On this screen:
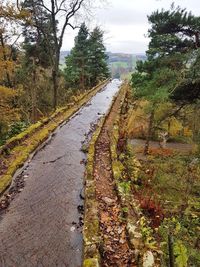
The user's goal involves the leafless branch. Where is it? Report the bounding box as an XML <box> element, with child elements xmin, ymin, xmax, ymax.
<box><xmin>59</xmin><ymin>0</ymin><xmax>85</xmax><ymax>49</ymax></box>
<box><xmin>37</xmin><ymin>1</ymin><xmax>52</xmax><ymax>14</ymax></box>
<box><xmin>67</xmin><ymin>22</ymin><xmax>80</xmax><ymax>30</ymax></box>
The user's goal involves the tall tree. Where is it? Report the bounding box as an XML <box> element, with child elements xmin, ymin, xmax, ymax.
<box><xmin>132</xmin><ymin>64</ymin><xmax>177</xmax><ymax>154</ymax></box>
<box><xmin>64</xmin><ymin>24</ymin><xmax>110</xmax><ymax>89</ymax></box>
<box><xmin>131</xmin><ymin>4</ymin><xmax>200</xmax><ymax>153</ymax></box>
<box><xmin>0</xmin><ymin>0</ymin><xmax>29</xmax><ymax>87</ymax></box>
<box><xmin>64</xmin><ymin>23</ymin><xmax>89</xmax><ymax>89</ymax></box>
<box><xmin>22</xmin><ymin>0</ymin><xmax>54</xmax><ymax>68</ymax></box>
<box><xmin>0</xmin><ymin>1</ymin><xmax>29</xmax><ymax>139</ymax></box>
<box><xmin>146</xmin><ymin>4</ymin><xmax>200</xmax><ymax>103</ymax></box>
<box><xmin>148</xmin><ymin>4</ymin><xmax>200</xmax><ymax>57</ymax></box>
<box><xmin>88</xmin><ymin>27</ymin><xmax>110</xmax><ymax>86</ymax></box>
<box><xmin>20</xmin><ymin>0</ymin><xmax>96</xmax><ymax>109</ymax></box>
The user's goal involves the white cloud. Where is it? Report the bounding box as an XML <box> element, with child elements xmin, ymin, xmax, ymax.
<box><xmin>61</xmin><ymin>0</ymin><xmax>200</xmax><ymax>54</ymax></box>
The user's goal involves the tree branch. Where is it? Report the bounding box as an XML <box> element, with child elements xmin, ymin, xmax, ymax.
<box><xmin>37</xmin><ymin>0</ymin><xmax>52</xmax><ymax>14</ymax></box>
<box><xmin>59</xmin><ymin>0</ymin><xmax>85</xmax><ymax>49</ymax></box>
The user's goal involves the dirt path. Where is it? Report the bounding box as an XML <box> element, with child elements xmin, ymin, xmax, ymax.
<box><xmin>129</xmin><ymin>138</ymin><xmax>194</xmax><ymax>159</ymax></box>
<box><xmin>94</xmin><ymin>89</ymin><xmax>135</xmax><ymax>266</ymax></box>
<box><xmin>0</xmin><ymin>81</ymin><xmax>121</xmax><ymax>267</ymax></box>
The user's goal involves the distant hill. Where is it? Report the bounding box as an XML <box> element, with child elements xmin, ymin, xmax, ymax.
<box><xmin>107</xmin><ymin>52</ymin><xmax>146</xmax><ymax>79</ymax></box>
<box><xmin>60</xmin><ymin>50</ymin><xmax>147</xmax><ymax>79</ymax></box>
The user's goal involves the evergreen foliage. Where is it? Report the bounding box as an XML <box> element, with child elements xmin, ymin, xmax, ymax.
<box><xmin>87</xmin><ymin>27</ymin><xmax>110</xmax><ymax>87</ymax></box>
<box><xmin>64</xmin><ymin>24</ymin><xmax>110</xmax><ymax>89</ymax></box>
<box><xmin>64</xmin><ymin>23</ymin><xmax>90</xmax><ymax>89</ymax></box>
<box><xmin>138</xmin><ymin>4</ymin><xmax>200</xmax><ymax>103</ymax></box>
<box><xmin>131</xmin><ymin>4</ymin><xmax>200</xmax><ymax>154</ymax></box>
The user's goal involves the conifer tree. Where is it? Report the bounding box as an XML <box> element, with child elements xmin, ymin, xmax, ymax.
<box><xmin>88</xmin><ymin>27</ymin><xmax>110</xmax><ymax>86</ymax></box>
<box><xmin>146</xmin><ymin>4</ymin><xmax>200</xmax><ymax>103</ymax></box>
<box><xmin>64</xmin><ymin>24</ymin><xmax>110</xmax><ymax>89</ymax></box>
<box><xmin>64</xmin><ymin>23</ymin><xmax>89</xmax><ymax>89</ymax></box>
<box><xmin>131</xmin><ymin>4</ymin><xmax>200</xmax><ymax>153</ymax></box>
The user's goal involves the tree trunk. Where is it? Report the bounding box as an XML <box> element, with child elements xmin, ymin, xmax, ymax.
<box><xmin>0</xmin><ymin>33</ymin><xmax>12</xmax><ymax>87</ymax></box>
<box><xmin>50</xmin><ymin>0</ymin><xmax>60</xmax><ymax>110</ymax></box>
<box><xmin>144</xmin><ymin>109</ymin><xmax>154</xmax><ymax>155</ymax></box>
<box><xmin>195</xmin><ymin>32</ymin><xmax>200</xmax><ymax>48</ymax></box>
<box><xmin>52</xmin><ymin>51</ymin><xmax>60</xmax><ymax>110</ymax></box>
<box><xmin>168</xmin><ymin>234</ymin><xmax>175</xmax><ymax>267</ymax></box>
<box><xmin>31</xmin><ymin>66</ymin><xmax>37</xmax><ymax>122</ymax></box>
<box><xmin>52</xmin><ymin>67</ymin><xmax>58</xmax><ymax>110</ymax></box>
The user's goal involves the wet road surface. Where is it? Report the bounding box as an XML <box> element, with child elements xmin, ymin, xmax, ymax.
<box><xmin>0</xmin><ymin>81</ymin><xmax>121</xmax><ymax>267</ymax></box>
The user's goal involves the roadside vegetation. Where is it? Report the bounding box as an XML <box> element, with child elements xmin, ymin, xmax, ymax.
<box><xmin>127</xmin><ymin>4</ymin><xmax>200</xmax><ymax>266</ymax></box>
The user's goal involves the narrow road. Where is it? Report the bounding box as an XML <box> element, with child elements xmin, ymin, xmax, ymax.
<box><xmin>0</xmin><ymin>80</ymin><xmax>121</xmax><ymax>267</ymax></box>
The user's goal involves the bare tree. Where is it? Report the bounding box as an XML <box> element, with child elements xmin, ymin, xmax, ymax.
<box><xmin>21</xmin><ymin>0</ymin><xmax>98</xmax><ymax>109</ymax></box>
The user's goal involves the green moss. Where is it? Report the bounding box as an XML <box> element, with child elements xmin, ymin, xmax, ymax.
<box><xmin>112</xmin><ymin>160</ymin><xmax>124</xmax><ymax>180</ymax></box>
<box><xmin>0</xmin><ymin>174</ymin><xmax>12</xmax><ymax>193</ymax></box>
<box><xmin>85</xmin><ymin>182</ymin><xmax>96</xmax><ymax>199</ymax></box>
<box><xmin>83</xmin><ymin>258</ymin><xmax>100</xmax><ymax>267</ymax></box>
<box><xmin>118</xmin><ymin>181</ymin><xmax>131</xmax><ymax>199</ymax></box>
<box><xmin>83</xmin><ymin>217</ymin><xmax>99</xmax><ymax>244</ymax></box>
<box><xmin>0</xmin><ymin>121</ymin><xmax>42</xmax><ymax>154</ymax></box>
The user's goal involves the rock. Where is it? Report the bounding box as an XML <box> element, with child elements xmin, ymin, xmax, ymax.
<box><xmin>70</xmin><ymin>226</ymin><xmax>76</xmax><ymax>232</ymax></box>
<box><xmin>106</xmin><ymin>226</ymin><xmax>112</xmax><ymax>233</ymax></box>
<box><xmin>127</xmin><ymin>222</ymin><xmax>142</xmax><ymax>240</ymax></box>
<box><xmin>117</xmin><ymin>227</ymin><xmax>123</xmax><ymax>234</ymax></box>
<box><xmin>102</xmin><ymin>197</ymin><xmax>115</xmax><ymax>205</ymax></box>
<box><xmin>143</xmin><ymin>251</ymin><xmax>154</xmax><ymax>267</ymax></box>
<box><xmin>119</xmin><ymin>238</ymin><xmax>126</xmax><ymax>244</ymax></box>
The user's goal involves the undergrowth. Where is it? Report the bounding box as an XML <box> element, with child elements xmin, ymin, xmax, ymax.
<box><xmin>125</xmin><ymin>144</ymin><xmax>200</xmax><ymax>266</ymax></box>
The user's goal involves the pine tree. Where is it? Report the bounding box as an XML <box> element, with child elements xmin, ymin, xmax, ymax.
<box><xmin>64</xmin><ymin>24</ymin><xmax>110</xmax><ymax>89</ymax></box>
<box><xmin>148</xmin><ymin>4</ymin><xmax>200</xmax><ymax>57</ymax></box>
<box><xmin>64</xmin><ymin>23</ymin><xmax>89</xmax><ymax>89</ymax></box>
<box><xmin>146</xmin><ymin>4</ymin><xmax>200</xmax><ymax>103</ymax></box>
<box><xmin>88</xmin><ymin>27</ymin><xmax>110</xmax><ymax>86</ymax></box>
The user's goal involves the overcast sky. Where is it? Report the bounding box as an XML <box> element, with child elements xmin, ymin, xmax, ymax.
<box><xmin>61</xmin><ymin>0</ymin><xmax>200</xmax><ymax>54</ymax></box>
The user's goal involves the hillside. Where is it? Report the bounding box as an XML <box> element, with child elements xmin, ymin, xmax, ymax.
<box><xmin>60</xmin><ymin>50</ymin><xmax>147</xmax><ymax>79</ymax></box>
<box><xmin>107</xmin><ymin>52</ymin><xmax>146</xmax><ymax>79</ymax></box>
